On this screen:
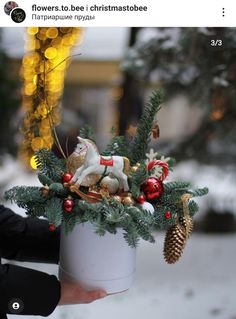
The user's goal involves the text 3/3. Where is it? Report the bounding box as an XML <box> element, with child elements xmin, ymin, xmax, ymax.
<box><xmin>211</xmin><ymin>39</ymin><xmax>223</xmax><ymax>46</ymax></box>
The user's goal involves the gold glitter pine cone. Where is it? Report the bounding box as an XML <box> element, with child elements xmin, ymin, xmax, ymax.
<box><xmin>163</xmin><ymin>223</ymin><xmax>187</xmax><ymax>264</ymax></box>
<box><xmin>163</xmin><ymin>216</ymin><xmax>194</xmax><ymax>264</ymax></box>
<box><xmin>179</xmin><ymin>215</ymin><xmax>194</xmax><ymax>238</ymax></box>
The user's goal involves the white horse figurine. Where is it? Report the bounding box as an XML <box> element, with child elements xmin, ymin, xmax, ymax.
<box><xmin>70</xmin><ymin>137</ymin><xmax>130</xmax><ymax>191</ymax></box>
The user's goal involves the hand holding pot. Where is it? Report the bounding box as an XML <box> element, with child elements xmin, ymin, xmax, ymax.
<box><xmin>59</xmin><ymin>281</ymin><xmax>107</xmax><ymax>305</ymax></box>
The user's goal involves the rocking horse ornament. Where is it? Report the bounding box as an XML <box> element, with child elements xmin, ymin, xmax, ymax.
<box><xmin>67</xmin><ymin>137</ymin><xmax>130</xmax><ymax>192</ymax></box>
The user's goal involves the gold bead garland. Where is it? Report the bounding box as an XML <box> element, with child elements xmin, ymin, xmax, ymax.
<box><xmin>19</xmin><ymin>27</ymin><xmax>83</xmax><ymax>168</ymax></box>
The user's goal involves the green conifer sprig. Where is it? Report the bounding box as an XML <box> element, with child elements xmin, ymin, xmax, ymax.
<box><xmin>5</xmin><ymin>186</ymin><xmax>45</xmax><ymax>206</ymax></box>
<box><xmin>102</xmin><ymin>136</ymin><xmax>129</xmax><ymax>157</ymax></box>
<box><xmin>131</xmin><ymin>162</ymin><xmax>149</xmax><ymax>198</ymax></box>
<box><xmin>80</xmin><ymin>125</ymin><xmax>95</xmax><ymax>142</ymax></box>
<box><xmin>62</xmin><ymin>211</ymin><xmax>83</xmax><ymax>234</ymax></box>
<box><xmin>123</xmin><ymin>225</ymin><xmax>140</xmax><ymax>247</ymax></box>
<box><xmin>49</xmin><ymin>183</ymin><xmax>69</xmax><ymax>197</ymax></box>
<box><xmin>5</xmin><ymin>186</ymin><xmax>46</xmax><ymax>216</ymax></box>
<box><xmin>35</xmin><ymin>148</ymin><xmax>66</xmax><ymax>182</ymax></box>
<box><xmin>154</xmin><ymin>208</ymin><xmax>178</xmax><ymax>230</ymax></box>
<box><xmin>129</xmin><ymin>90</ymin><xmax>164</xmax><ymax>165</ymax></box>
<box><xmin>125</xmin><ymin>206</ymin><xmax>155</xmax><ymax>244</ymax></box>
<box><xmin>188</xmin><ymin>187</ymin><xmax>209</xmax><ymax>197</ymax></box>
<box><xmin>45</xmin><ymin>197</ymin><xmax>63</xmax><ymax>227</ymax></box>
<box><xmin>161</xmin><ymin>191</ymin><xmax>186</xmax><ymax>206</ymax></box>
<box><xmin>38</xmin><ymin>173</ymin><xmax>54</xmax><ymax>186</ymax></box>
<box><xmin>163</xmin><ymin>181</ymin><xmax>191</xmax><ymax>192</ymax></box>
<box><xmin>188</xmin><ymin>200</ymin><xmax>199</xmax><ymax>215</ymax></box>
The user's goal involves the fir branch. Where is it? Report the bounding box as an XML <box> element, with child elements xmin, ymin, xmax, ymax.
<box><xmin>188</xmin><ymin>187</ymin><xmax>209</xmax><ymax>197</ymax></box>
<box><xmin>129</xmin><ymin>90</ymin><xmax>164</xmax><ymax>165</ymax></box>
<box><xmin>131</xmin><ymin>162</ymin><xmax>148</xmax><ymax>198</ymax></box>
<box><xmin>45</xmin><ymin>197</ymin><xmax>63</xmax><ymax>227</ymax></box>
<box><xmin>35</xmin><ymin>148</ymin><xmax>66</xmax><ymax>182</ymax></box>
<box><xmin>123</xmin><ymin>225</ymin><xmax>140</xmax><ymax>248</ymax></box>
<box><xmin>25</xmin><ymin>204</ymin><xmax>46</xmax><ymax>217</ymax></box>
<box><xmin>49</xmin><ymin>183</ymin><xmax>69</xmax><ymax>197</ymax></box>
<box><xmin>126</xmin><ymin>206</ymin><xmax>155</xmax><ymax>243</ymax></box>
<box><xmin>164</xmin><ymin>181</ymin><xmax>191</xmax><ymax>192</ymax></box>
<box><xmin>38</xmin><ymin>173</ymin><xmax>54</xmax><ymax>186</ymax></box>
<box><xmin>94</xmin><ymin>224</ymin><xmax>106</xmax><ymax>236</ymax></box>
<box><xmin>80</xmin><ymin>125</ymin><xmax>95</xmax><ymax>142</ymax></box>
<box><xmin>105</xmin><ymin>224</ymin><xmax>118</xmax><ymax>234</ymax></box>
<box><xmin>62</xmin><ymin>212</ymin><xmax>83</xmax><ymax>234</ymax></box>
<box><xmin>154</xmin><ymin>205</ymin><xmax>178</xmax><ymax>230</ymax></box>
<box><xmin>188</xmin><ymin>200</ymin><xmax>199</xmax><ymax>216</ymax></box>
<box><xmin>102</xmin><ymin>136</ymin><xmax>129</xmax><ymax>157</ymax></box>
<box><xmin>5</xmin><ymin>186</ymin><xmax>46</xmax><ymax>217</ymax></box>
<box><xmin>161</xmin><ymin>191</ymin><xmax>186</xmax><ymax>206</ymax></box>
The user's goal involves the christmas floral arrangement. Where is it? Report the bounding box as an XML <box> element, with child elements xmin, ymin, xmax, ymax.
<box><xmin>5</xmin><ymin>91</ymin><xmax>208</xmax><ymax>264</ymax></box>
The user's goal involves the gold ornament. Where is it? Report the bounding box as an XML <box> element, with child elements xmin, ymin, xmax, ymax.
<box><xmin>131</xmin><ymin>162</ymin><xmax>141</xmax><ymax>173</ymax></box>
<box><xmin>113</xmin><ymin>195</ymin><xmax>122</xmax><ymax>203</ymax></box>
<box><xmin>67</xmin><ymin>151</ymin><xmax>86</xmax><ymax>173</ymax></box>
<box><xmin>100</xmin><ymin>175</ymin><xmax>119</xmax><ymax>195</ymax></box>
<box><xmin>122</xmin><ymin>194</ymin><xmax>135</xmax><ymax>206</ymax></box>
<box><xmin>66</xmin><ymin>150</ymin><xmax>101</xmax><ymax>187</ymax></box>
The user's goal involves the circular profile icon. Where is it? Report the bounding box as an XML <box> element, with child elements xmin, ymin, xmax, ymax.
<box><xmin>8</xmin><ymin>298</ymin><xmax>24</xmax><ymax>314</ymax></box>
<box><xmin>11</xmin><ymin>7</ymin><xmax>26</xmax><ymax>23</ymax></box>
<box><xmin>4</xmin><ymin>1</ymin><xmax>18</xmax><ymax>15</ymax></box>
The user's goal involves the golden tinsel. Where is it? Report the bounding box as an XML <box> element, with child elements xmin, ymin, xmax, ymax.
<box><xmin>19</xmin><ymin>27</ymin><xmax>84</xmax><ymax>168</ymax></box>
<box><xmin>163</xmin><ymin>216</ymin><xmax>194</xmax><ymax>264</ymax></box>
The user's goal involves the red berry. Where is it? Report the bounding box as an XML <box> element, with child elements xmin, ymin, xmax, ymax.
<box><xmin>164</xmin><ymin>211</ymin><xmax>172</xmax><ymax>219</ymax></box>
<box><xmin>49</xmin><ymin>224</ymin><xmax>56</xmax><ymax>232</ymax></box>
<box><xmin>62</xmin><ymin>172</ymin><xmax>73</xmax><ymax>183</ymax></box>
<box><xmin>63</xmin><ymin>198</ymin><xmax>74</xmax><ymax>212</ymax></box>
<box><xmin>137</xmin><ymin>194</ymin><xmax>145</xmax><ymax>204</ymax></box>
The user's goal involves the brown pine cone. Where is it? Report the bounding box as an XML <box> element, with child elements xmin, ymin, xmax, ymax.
<box><xmin>179</xmin><ymin>216</ymin><xmax>194</xmax><ymax>238</ymax></box>
<box><xmin>163</xmin><ymin>223</ymin><xmax>187</xmax><ymax>264</ymax></box>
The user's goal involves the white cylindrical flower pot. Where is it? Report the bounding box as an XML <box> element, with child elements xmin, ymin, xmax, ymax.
<box><xmin>59</xmin><ymin>222</ymin><xmax>136</xmax><ymax>294</ymax></box>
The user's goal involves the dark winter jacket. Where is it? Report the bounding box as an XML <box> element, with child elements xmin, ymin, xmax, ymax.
<box><xmin>0</xmin><ymin>205</ymin><xmax>61</xmax><ymax>318</ymax></box>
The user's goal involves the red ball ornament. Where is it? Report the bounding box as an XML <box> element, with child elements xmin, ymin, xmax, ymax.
<box><xmin>137</xmin><ymin>194</ymin><xmax>145</xmax><ymax>204</ymax></box>
<box><xmin>142</xmin><ymin>177</ymin><xmax>163</xmax><ymax>201</ymax></box>
<box><xmin>49</xmin><ymin>224</ymin><xmax>56</xmax><ymax>232</ymax></box>
<box><xmin>62</xmin><ymin>172</ymin><xmax>73</xmax><ymax>184</ymax></box>
<box><xmin>63</xmin><ymin>198</ymin><xmax>74</xmax><ymax>212</ymax></box>
<box><xmin>164</xmin><ymin>211</ymin><xmax>172</xmax><ymax>219</ymax></box>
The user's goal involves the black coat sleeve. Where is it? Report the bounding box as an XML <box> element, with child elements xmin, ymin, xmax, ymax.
<box><xmin>0</xmin><ymin>263</ymin><xmax>61</xmax><ymax>316</ymax></box>
<box><xmin>0</xmin><ymin>205</ymin><xmax>60</xmax><ymax>264</ymax></box>
<box><xmin>0</xmin><ymin>205</ymin><xmax>61</xmax><ymax>316</ymax></box>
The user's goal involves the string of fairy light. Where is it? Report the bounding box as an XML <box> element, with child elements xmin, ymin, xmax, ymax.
<box><xmin>20</xmin><ymin>27</ymin><xmax>83</xmax><ymax>169</ymax></box>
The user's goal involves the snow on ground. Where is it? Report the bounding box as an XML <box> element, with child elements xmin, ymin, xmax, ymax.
<box><xmin>8</xmin><ymin>233</ymin><xmax>236</xmax><ymax>319</ymax></box>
